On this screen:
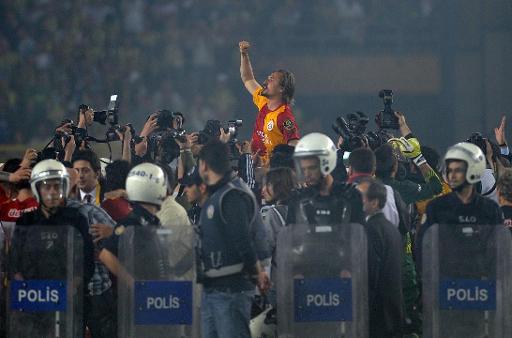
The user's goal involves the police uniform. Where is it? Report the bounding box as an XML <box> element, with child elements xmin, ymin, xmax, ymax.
<box><xmin>279</xmin><ymin>183</ymin><xmax>365</xmax><ymax>338</ymax></box>
<box><xmin>286</xmin><ymin>182</ymin><xmax>365</xmax><ymax>226</ymax></box>
<box><xmin>101</xmin><ymin>202</ymin><xmax>169</xmax><ymax>280</ymax></box>
<box><xmin>13</xmin><ymin>207</ymin><xmax>95</xmax><ymax>286</ymax></box>
<box><xmin>416</xmin><ymin>191</ymin><xmax>502</xmax><ymax>272</ymax></box>
<box><xmin>421</xmin><ymin>192</ymin><xmax>501</xmax><ymax>228</ymax></box>
<box><xmin>416</xmin><ymin>191</ymin><xmax>504</xmax><ymax>337</ymax></box>
<box><xmin>286</xmin><ymin>183</ymin><xmax>364</xmax><ymax>278</ymax></box>
<box><xmin>188</xmin><ymin>204</ymin><xmax>201</xmax><ymax>225</ymax></box>
<box><xmin>198</xmin><ymin>173</ymin><xmax>267</xmax><ymax>338</ymax></box>
<box><xmin>198</xmin><ymin>173</ymin><xmax>268</xmax><ymax>288</ymax></box>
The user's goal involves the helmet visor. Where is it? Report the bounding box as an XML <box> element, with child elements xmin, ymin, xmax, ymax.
<box><xmin>294</xmin><ymin>155</ymin><xmax>323</xmax><ymax>187</ymax></box>
<box><xmin>36</xmin><ymin>178</ymin><xmax>67</xmax><ymax>207</ymax></box>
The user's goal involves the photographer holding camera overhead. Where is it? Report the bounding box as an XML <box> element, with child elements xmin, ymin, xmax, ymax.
<box><xmin>133</xmin><ymin>110</ymin><xmax>184</xmax><ymax>167</ymax></box>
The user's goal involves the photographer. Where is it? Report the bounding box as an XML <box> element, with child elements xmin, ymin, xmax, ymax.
<box><xmin>176</xmin><ymin>132</ymin><xmax>199</xmax><ymax>186</ymax></box>
<box><xmin>115</xmin><ymin>124</ymin><xmax>133</xmax><ymax>163</ymax></box>
<box><xmin>0</xmin><ymin>148</ymin><xmax>33</xmax><ymax>184</ymax></box>
<box><xmin>133</xmin><ymin>110</ymin><xmax>182</xmax><ymax>168</ymax></box>
<box><xmin>75</xmin><ymin>105</ymin><xmax>94</xmax><ymax>148</ymax></box>
<box><xmin>466</xmin><ymin>130</ymin><xmax>506</xmax><ymax>203</ymax></box>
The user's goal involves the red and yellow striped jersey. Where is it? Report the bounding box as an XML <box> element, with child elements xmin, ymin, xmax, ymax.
<box><xmin>251</xmin><ymin>87</ymin><xmax>299</xmax><ymax>164</ymax></box>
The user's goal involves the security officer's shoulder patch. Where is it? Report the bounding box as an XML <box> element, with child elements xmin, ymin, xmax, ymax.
<box><xmin>115</xmin><ymin>225</ymin><xmax>126</xmax><ymax>236</ymax></box>
<box><xmin>420</xmin><ymin>213</ymin><xmax>427</xmax><ymax>225</ymax></box>
<box><xmin>139</xmin><ymin>216</ymin><xmax>149</xmax><ymax>226</ymax></box>
<box><xmin>207</xmin><ymin>205</ymin><xmax>215</xmax><ymax>219</ymax></box>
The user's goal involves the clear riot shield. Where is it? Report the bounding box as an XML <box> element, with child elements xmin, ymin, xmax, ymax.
<box><xmin>422</xmin><ymin>223</ymin><xmax>512</xmax><ymax>338</ymax></box>
<box><xmin>117</xmin><ymin>225</ymin><xmax>199</xmax><ymax>338</ymax></box>
<box><xmin>7</xmin><ymin>225</ymin><xmax>84</xmax><ymax>338</ymax></box>
<box><xmin>276</xmin><ymin>223</ymin><xmax>368</xmax><ymax>338</ymax></box>
<box><xmin>0</xmin><ymin>222</ymin><xmax>13</xmax><ymax>336</ymax></box>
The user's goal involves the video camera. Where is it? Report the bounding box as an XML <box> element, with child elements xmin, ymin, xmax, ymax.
<box><xmin>332</xmin><ymin>89</ymin><xmax>400</xmax><ymax>151</ymax></box>
<box><xmin>197</xmin><ymin>119</ymin><xmax>243</xmax><ymax>145</ymax></box>
<box><xmin>332</xmin><ymin>112</ymin><xmax>390</xmax><ymax>152</ymax></box>
<box><xmin>466</xmin><ymin>132</ymin><xmax>499</xmax><ymax>162</ymax></box>
<box><xmin>375</xmin><ymin>89</ymin><xmax>399</xmax><ymax>130</ymax></box>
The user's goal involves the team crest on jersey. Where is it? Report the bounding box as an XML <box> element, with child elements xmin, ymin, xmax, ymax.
<box><xmin>207</xmin><ymin>205</ymin><xmax>215</xmax><ymax>219</ymax></box>
<box><xmin>283</xmin><ymin>119</ymin><xmax>295</xmax><ymax>131</ymax></box>
<box><xmin>266</xmin><ymin>120</ymin><xmax>274</xmax><ymax>131</ymax></box>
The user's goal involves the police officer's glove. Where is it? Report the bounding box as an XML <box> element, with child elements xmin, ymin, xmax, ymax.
<box><xmin>388</xmin><ymin>137</ymin><xmax>427</xmax><ymax>167</ymax></box>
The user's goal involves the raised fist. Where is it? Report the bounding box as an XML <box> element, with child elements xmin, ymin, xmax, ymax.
<box><xmin>239</xmin><ymin>40</ymin><xmax>250</xmax><ymax>54</ymax></box>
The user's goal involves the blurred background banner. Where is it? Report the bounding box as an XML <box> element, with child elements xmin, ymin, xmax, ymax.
<box><xmin>0</xmin><ymin>0</ymin><xmax>511</xmax><ymax>158</ymax></box>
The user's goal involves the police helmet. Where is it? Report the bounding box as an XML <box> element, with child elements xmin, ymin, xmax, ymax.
<box><xmin>30</xmin><ymin>159</ymin><xmax>70</xmax><ymax>203</ymax></box>
<box><xmin>444</xmin><ymin>142</ymin><xmax>486</xmax><ymax>184</ymax></box>
<box><xmin>293</xmin><ymin>132</ymin><xmax>337</xmax><ymax>176</ymax></box>
<box><xmin>126</xmin><ymin>163</ymin><xmax>167</xmax><ymax>206</ymax></box>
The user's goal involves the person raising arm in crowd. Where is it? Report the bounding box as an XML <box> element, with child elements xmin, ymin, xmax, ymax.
<box><xmin>239</xmin><ymin>40</ymin><xmax>300</xmax><ymax>165</ymax></box>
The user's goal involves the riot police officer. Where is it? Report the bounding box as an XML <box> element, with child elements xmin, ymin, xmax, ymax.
<box><xmin>416</xmin><ymin>141</ymin><xmax>503</xmax><ymax>275</ymax></box>
<box><xmin>10</xmin><ymin>159</ymin><xmax>95</xmax><ymax>338</ymax></box>
<box><xmin>99</xmin><ymin>162</ymin><xmax>186</xmax><ymax>338</ymax></box>
<box><xmin>416</xmin><ymin>142</ymin><xmax>502</xmax><ymax>265</ymax></box>
<box><xmin>277</xmin><ymin>133</ymin><xmax>368</xmax><ymax>338</ymax></box>
<box><xmin>99</xmin><ymin>162</ymin><xmax>169</xmax><ymax>281</ymax></box>
<box><xmin>287</xmin><ymin>132</ymin><xmax>365</xmax><ymax>225</ymax></box>
<box><xmin>415</xmin><ymin>144</ymin><xmax>507</xmax><ymax>338</ymax></box>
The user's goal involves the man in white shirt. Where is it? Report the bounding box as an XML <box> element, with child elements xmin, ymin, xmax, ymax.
<box><xmin>346</xmin><ymin>148</ymin><xmax>403</xmax><ymax>227</ymax></box>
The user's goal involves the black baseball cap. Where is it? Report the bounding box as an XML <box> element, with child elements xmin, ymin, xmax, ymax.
<box><xmin>180</xmin><ymin>166</ymin><xmax>202</xmax><ymax>186</ymax></box>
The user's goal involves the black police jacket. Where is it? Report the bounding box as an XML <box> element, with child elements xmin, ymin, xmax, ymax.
<box><xmin>415</xmin><ymin>191</ymin><xmax>502</xmax><ymax>276</ymax></box>
<box><xmin>102</xmin><ymin>202</ymin><xmax>169</xmax><ymax>280</ymax></box>
<box><xmin>198</xmin><ymin>173</ymin><xmax>261</xmax><ymax>291</ymax></box>
<box><xmin>12</xmin><ymin>206</ymin><xmax>95</xmax><ymax>284</ymax></box>
<box><xmin>286</xmin><ymin>182</ymin><xmax>365</xmax><ymax>226</ymax></box>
